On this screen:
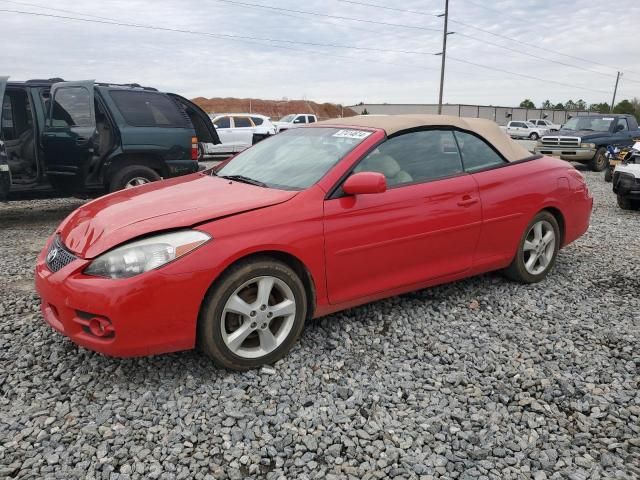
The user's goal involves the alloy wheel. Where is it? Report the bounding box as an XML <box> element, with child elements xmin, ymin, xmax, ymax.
<box><xmin>522</xmin><ymin>220</ymin><xmax>556</xmax><ymax>275</ymax></box>
<box><xmin>220</xmin><ymin>276</ymin><xmax>296</xmax><ymax>359</ymax></box>
<box><xmin>125</xmin><ymin>177</ymin><xmax>151</xmax><ymax>189</ymax></box>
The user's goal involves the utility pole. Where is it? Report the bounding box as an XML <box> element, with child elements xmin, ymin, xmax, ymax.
<box><xmin>610</xmin><ymin>71</ymin><xmax>621</xmax><ymax>112</ymax></box>
<box><xmin>437</xmin><ymin>0</ymin><xmax>450</xmax><ymax>115</ymax></box>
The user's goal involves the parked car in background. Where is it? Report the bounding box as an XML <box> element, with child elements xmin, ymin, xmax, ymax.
<box><xmin>206</xmin><ymin>113</ymin><xmax>275</xmax><ymax>156</ymax></box>
<box><xmin>534</xmin><ymin>114</ymin><xmax>640</xmax><ymax>171</ymax></box>
<box><xmin>0</xmin><ymin>76</ymin><xmax>219</xmax><ymax>200</ymax></box>
<box><xmin>528</xmin><ymin>119</ymin><xmax>561</xmax><ymax>131</ymax></box>
<box><xmin>273</xmin><ymin>113</ymin><xmax>317</xmax><ymax>132</ymax></box>
<box><xmin>501</xmin><ymin>121</ymin><xmax>548</xmax><ymax>140</ymax></box>
<box><xmin>35</xmin><ymin>114</ymin><xmax>592</xmax><ymax>370</ymax></box>
<box><xmin>612</xmin><ymin>142</ymin><xmax>640</xmax><ymax>210</ymax></box>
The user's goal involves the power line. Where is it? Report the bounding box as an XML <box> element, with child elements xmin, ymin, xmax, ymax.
<box><xmin>336</xmin><ymin>0</ymin><xmax>640</xmax><ymax>82</ymax></box>
<box><xmin>0</xmin><ymin>7</ymin><xmax>618</xmax><ymax>97</ymax></box>
<box><xmin>212</xmin><ymin>0</ymin><xmax>442</xmax><ymax>32</ymax></box>
<box><xmin>0</xmin><ymin>8</ymin><xmax>437</xmax><ymax>56</ymax></box>
<box><xmin>447</xmin><ymin>56</ymin><xmax>611</xmax><ymax>95</ymax></box>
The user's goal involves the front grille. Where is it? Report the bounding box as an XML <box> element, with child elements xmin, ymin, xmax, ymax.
<box><xmin>46</xmin><ymin>236</ymin><xmax>77</xmax><ymax>273</ymax></box>
<box><xmin>540</xmin><ymin>136</ymin><xmax>581</xmax><ymax>147</ymax></box>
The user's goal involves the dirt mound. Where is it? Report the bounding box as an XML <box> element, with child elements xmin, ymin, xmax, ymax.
<box><xmin>191</xmin><ymin>97</ymin><xmax>357</xmax><ymax>121</ymax></box>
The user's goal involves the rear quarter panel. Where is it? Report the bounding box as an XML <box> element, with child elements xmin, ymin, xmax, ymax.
<box><xmin>471</xmin><ymin>156</ymin><xmax>588</xmax><ymax>272</ymax></box>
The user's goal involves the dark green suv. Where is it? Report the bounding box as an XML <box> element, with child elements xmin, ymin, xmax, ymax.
<box><xmin>0</xmin><ymin>76</ymin><xmax>219</xmax><ymax>199</ymax></box>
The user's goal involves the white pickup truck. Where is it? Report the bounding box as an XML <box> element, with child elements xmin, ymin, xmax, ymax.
<box><xmin>273</xmin><ymin>114</ymin><xmax>317</xmax><ymax>133</ymax></box>
<box><xmin>501</xmin><ymin>121</ymin><xmax>549</xmax><ymax>140</ymax></box>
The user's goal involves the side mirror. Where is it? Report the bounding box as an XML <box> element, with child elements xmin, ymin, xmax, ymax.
<box><xmin>343</xmin><ymin>172</ymin><xmax>387</xmax><ymax>195</ymax></box>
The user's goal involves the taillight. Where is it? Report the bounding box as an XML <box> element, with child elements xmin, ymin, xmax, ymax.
<box><xmin>191</xmin><ymin>136</ymin><xmax>198</xmax><ymax>161</ymax></box>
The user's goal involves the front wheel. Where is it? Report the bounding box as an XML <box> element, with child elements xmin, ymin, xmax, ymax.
<box><xmin>529</xmin><ymin>132</ymin><xmax>540</xmax><ymax>140</ymax></box>
<box><xmin>589</xmin><ymin>147</ymin><xmax>608</xmax><ymax>172</ymax></box>
<box><xmin>198</xmin><ymin>258</ymin><xmax>308</xmax><ymax>370</ymax></box>
<box><xmin>504</xmin><ymin>211</ymin><xmax>560</xmax><ymax>284</ymax></box>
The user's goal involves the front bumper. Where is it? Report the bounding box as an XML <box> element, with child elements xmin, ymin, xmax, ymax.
<box><xmin>534</xmin><ymin>146</ymin><xmax>595</xmax><ymax>161</ymax></box>
<box><xmin>34</xmin><ymin>237</ymin><xmax>217</xmax><ymax>357</ymax></box>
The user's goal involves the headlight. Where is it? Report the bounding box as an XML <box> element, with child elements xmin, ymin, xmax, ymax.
<box><xmin>582</xmin><ymin>143</ymin><xmax>596</xmax><ymax>149</ymax></box>
<box><xmin>84</xmin><ymin>230</ymin><xmax>211</xmax><ymax>279</ymax></box>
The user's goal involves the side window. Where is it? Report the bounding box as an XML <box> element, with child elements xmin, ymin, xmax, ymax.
<box><xmin>51</xmin><ymin>87</ymin><xmax>93</xmax><ymax>127</ymax></box>
<box><xmin>454</xmin><ymin>131</ymin><xmax>506</xmax><ymax>173</ymax></box>
<box><xmin>233</xmin><ymin>117</ymin><xmax>252</xmax><ymax>128</ymax></box>
<box><xmin>251</xmin><ymin>116</ymin><xmax>264</xmax><ymax>126</ymax></box>
<box><xmin>307</xmin><ymin>116</ymin><xmax>316</xmax><ymax>124</ymax></box>
<box><xmin>293</xmin><ymin>115</ymin><xmax>306</xmax><ymax>124</ymax></box>
<box><xmin>109</xmin><ymin>91</ymin><xmax>188</xmax><ymax>127</ymax></box>
<box><xmin>354</xmin><ymin>130</ymin><xmax>463</xmax><ymax>187</ymax></box>
<box><xmin>511</xmin><ymin>122</ymin><xmax>522</xmax><ymax>128</ymax></box>
<box><xmin>214</xmin><ymin>116</ymin><xmax>231</xmax><ymax>128</ymax></box>
<box><xmin>617</xmin><ymin>118</ymin><xmax>629</xmax><ymax>131</ymax></box>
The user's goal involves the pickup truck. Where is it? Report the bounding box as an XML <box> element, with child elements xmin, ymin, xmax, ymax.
<box><xmin>534</xmin><ymin>114</ymin><xmax>640</xmax><ymax>171</ymax></box>
<box><xmin>528</xmin><ymin>118</ymin><xmax>561</xmax><ymax>131</ymax></box>
<box><xmin>273</xmin><ymin>113</ymin><xmax>317</xmax><ymax>133</ymax></box>
<box><xmin>501</xmin><ymin>121</ymin><xmax>548</xmax><ymax>140</ymax></box>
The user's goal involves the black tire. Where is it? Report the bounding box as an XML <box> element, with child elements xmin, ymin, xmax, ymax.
<box><xmin>589</xmin><ymin>147</ymin><xmax>608</xmax><ymax>172</ymax></box>
<box><xmin>108</xmin><ymin>165</ymin><xmax>161</xmax><ymax>192</ymax></box>
<box><xmin>617</xmin><ymin>195</ymin><xmax>637</xmax><ymax>211</ymax></box>
<box><xmin>198</xmin><ymin>257</ymin><xmax>308</xmax><ymax>370</ymax></box>
<box><xmin>504</xmin><ymin>211</ymin><xmax>561</xmax><ymax>284</ymax></box>
<box><xmin>604</xmin><ymin>168</ymin><xmax>613</xmax><ymax>183</ymax></box>
<box><xmin>529</xmin><ymin>132</ymin><xmax>540</xmax><ymax>140</ymax></box>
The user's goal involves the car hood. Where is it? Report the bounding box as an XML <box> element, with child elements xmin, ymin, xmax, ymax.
<box><xmin>58</xmin><ymin>173</ymin><xmax>298</xmax><ymax>259</ymax></box>
<box><xmin>552</xmin><ymin>129</ymin><xmax>609</xmax><ymax>139</ymax></box>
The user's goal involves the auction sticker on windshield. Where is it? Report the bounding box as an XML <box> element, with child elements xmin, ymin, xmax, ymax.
<box><xmin>332</xmin><ymin>129</ymin><xmax>373</xmax><ymax>139</ymax></box>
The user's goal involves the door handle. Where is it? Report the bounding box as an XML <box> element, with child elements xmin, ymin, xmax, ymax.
<box><xmin>457</xmin><ymin>196</ymin><xmax>478</xmax><ymax>207</ymax></box>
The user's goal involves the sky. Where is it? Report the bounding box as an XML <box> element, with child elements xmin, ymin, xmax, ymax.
<box><xmin>1</xmin><ymin>0</ymin><xmax>639</xmax><ymax>107</ymax></box>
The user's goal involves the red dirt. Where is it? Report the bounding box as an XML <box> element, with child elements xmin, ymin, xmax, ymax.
<box><xmin>191</xmin><ymin>97</ymin><xmax>357</xmax><ymax>121</ymax></box>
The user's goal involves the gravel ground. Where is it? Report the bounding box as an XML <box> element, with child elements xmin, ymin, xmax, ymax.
<box><xmin>1</xmin><ymin>169</ymin><xmax>639</xmax><ymax>480</ymax></box>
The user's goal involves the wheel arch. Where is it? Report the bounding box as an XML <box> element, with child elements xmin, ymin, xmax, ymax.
<box><xmin>541</xmin><ymin>206</ymin><xmax>566</xmax><ymax>246</ymax></box>
<box><xmin>102</xmin><ymin>153</ymin><xmax>168</xmax><ymax>185</ymax></box>
<box><xmin>200</xmin><ymin>249</ymin><xmax>317</xmax><ymax>322</ymax></box>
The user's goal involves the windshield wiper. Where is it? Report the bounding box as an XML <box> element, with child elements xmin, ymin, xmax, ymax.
<box><xmin>580</xmin><ymin>128</ymin><xmax>594</xmax><ymax>131</ymax></box>
<box><xmin>220</xmin><ymin>174</ymin><xmax>268</xmax><ymax>187</ymax></box>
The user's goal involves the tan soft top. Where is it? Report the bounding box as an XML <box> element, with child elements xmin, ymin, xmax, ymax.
<box><xmin>319</xmin><ymin>114</ymin><xmax>532</xmax><ymax>162</ymax></box>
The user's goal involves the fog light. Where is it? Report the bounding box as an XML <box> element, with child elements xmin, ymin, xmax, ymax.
<box><xmin>88</xmin><ymin>317</ymin><xmax>114</xmax><ymax>338</ymax></box>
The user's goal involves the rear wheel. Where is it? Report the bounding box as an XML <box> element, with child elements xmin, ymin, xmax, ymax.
<box><xmin>198</xmin><ymin>258</ymin><xmax>307</xmax><ymax>370</ymax></box>
<box><xmin>504</xmin><ymin>211</ymin><xmax>560</xmax><ymax>284</ymax></box>
<box><xmin>589</xmin><ymin>147</ymin><xmax>608</xmax><ymax>172</ymax></box>
<box><xmin>108</xmin><ymin>165</ymin><xmax>161</xmax><ymax>192</ymax></box>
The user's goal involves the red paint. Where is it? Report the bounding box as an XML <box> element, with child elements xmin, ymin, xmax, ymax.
<box><xmin>342</xmin><ymin>172</ymin><xmax>387</xmax><ymax>195</ymax></box>
<box><xmin>35</xmin><ymin>123</ymin><xmax>592</xmax><ymax>358</ymax></box>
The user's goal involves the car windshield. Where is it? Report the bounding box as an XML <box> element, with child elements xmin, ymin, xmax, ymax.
<box><xmin>215</xmin><ymin>127</ymin><xmax>372</xmax><ymax>190</ymax></box>
<box><xmin>525</xmin><ymin>122</ymin><xmax>536</xmax><ymax>128</ymax></box>
<box><xmin>562</xmin><ymin>116</ymin><xmax>614</xmax><ymax>132</ymax></box>
<box><xmin>279</xmin><ymin>114</ymin><xmax>295</xmax><ymax>122</ymax></box>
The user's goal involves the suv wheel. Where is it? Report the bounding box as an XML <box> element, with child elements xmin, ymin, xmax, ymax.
<box><xmin>529</xmin><ymin>132</ymin><xmax>540</xmax><ymax>140</ymax></box>
<box><xmin>604</xmin><ymin>168</ymin><xmax>613</xmax><ymax>183</ymax></box>
<box><xmin>198</xmin><ymin>258</ymin><xmax>307</xmax><ymax>370</ymax></box>
<box><xmin>109</xmin><ymin>165</ymin><xmax>161</xmax><ymax>192</ymax></box>
<box><xmin>589</xmin><ymin>147</ymin><xmax>608</xmax><ymax>172</ymax></box>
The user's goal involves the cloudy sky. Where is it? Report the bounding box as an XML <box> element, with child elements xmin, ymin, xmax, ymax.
<box><xmin>2</xmin><ymin>0</ymin><xmax>639</xmax><ymax>107</ymax></box>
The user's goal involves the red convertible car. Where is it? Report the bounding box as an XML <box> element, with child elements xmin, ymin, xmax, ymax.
<box><xmin>35</xmin><ymin>115</ymin><xmax>592</xmax><ymax>369</ymax></box>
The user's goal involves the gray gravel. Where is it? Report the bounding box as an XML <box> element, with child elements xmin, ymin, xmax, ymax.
<box><xmin>1</xmin><ymin>169</ymin><xmax>639</xmax><ymax>479</ymax></box>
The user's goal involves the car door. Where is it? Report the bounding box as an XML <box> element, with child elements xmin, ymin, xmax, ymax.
<box><xmin>213</xmin><ymin>116</ymin><xmax>233</xmax><ymax>148</ymax></box>
<box><xmin>293</xmin><ymin>115</ymin><xmax>306</xmax><ymax>127</ymax></box>
<box><xmin>611</xmin><ymin>117</ymin><xmax>633</xmax><ymax>147</ymax></box>
<box><xmin>323</xmin><ymin>129</ymin><xmax>482</xmax><ymax>305</ymax></box>
<box><xmin>231</xmin><ymin>116</ymin><xmax>255</xmax><ymax>150</ymax></box>
<box><xmin>41</xmin><ymin>80</ymin><xmax>96</xmax><ymax>188</ymax></box>
<box><xmin>0</xmin><ymin>76</ymin><xmax>9</xmax><ymax>199</ymax></box>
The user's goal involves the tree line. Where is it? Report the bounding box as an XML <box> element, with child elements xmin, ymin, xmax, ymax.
<box><xmin>519</xmin><ymin>98</ymin><xmax>640</xmax><ymax>121</ymax></box>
